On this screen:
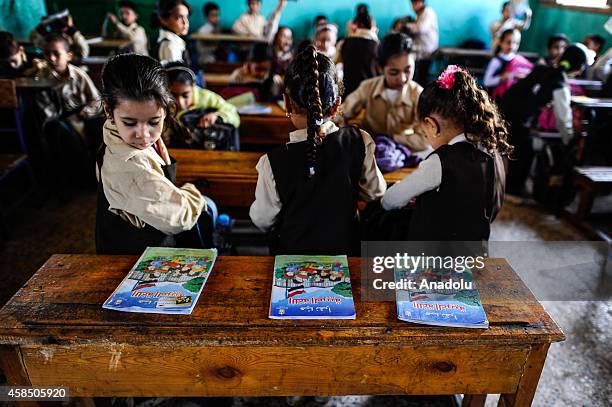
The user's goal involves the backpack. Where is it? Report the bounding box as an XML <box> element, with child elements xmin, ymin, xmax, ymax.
<box><xmin>178</xmin><ymin>108</ymin><xmax>239</xmax><ymax>151</ymax></box>
<box><xmin>492</xmin><ymin>54</ymin><xmax>534</xmax><ymax>100</ymax></box>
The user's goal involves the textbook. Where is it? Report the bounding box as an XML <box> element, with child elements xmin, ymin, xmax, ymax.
<box><xmin>237</xmin><ymin>104</ymin><xmax>272</xmax><ymax>115</ymax></box>
<box><xmin>395</xmin><ymin>267</ymin><xmax>489</xmax><ymax>328</ymax></box>
<box><xmin>269</xmin><ymin>255</ymin><xmax>356</xmax><ymax>319</ymax></box>
<box><xmin>103</xmin><ymin>247</ymin><xmax>217</xmax><ymax>315</ymax></box>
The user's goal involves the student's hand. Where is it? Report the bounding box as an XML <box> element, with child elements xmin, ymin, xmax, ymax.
<box><xmin>277</xmin><ymin>0</ymin><xmax>287</xmax><ymax>10</ymax></box>
<box><xmin>66</xmin><ymin>14</ymin><xmax>74</xmax><ymax>28</ymax></box>
<box><xmin>198</xmin><ymin>113</ymin><xmax>218</xmax><ymax>128</ymax></box>
<box><xmin>107</xmin><ymin>13</ymin><xmax>118</xmax><ymax>24</ymax></box>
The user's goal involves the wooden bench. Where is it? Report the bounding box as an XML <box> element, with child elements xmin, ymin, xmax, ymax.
<box><xmin>573</xmin><ymin>167</ymin><xmax>612</xmax><ymax>221</ymax></box>
<box><xmin>0</xmin><ymin>255</ymin><xmax>563</xmax><ymax>406</ymax></box>
<box><xmin>170</xmin><ymin>149</ymin><xmax>414</xmax><ymax>211</ymax></box>
<box><xmin>238</xmin><ymin>102</ymin><xmax>297</xmax><ymax>146</ymax></box>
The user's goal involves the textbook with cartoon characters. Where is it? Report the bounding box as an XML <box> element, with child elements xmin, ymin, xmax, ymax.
<box><xmin>269</xmin><ymin>255</ymin><xmax>356</xmax><ymax>319</ymax></box>
<box><xmin>395</xmin><ymin>267</ymin><xmax>489</xmax><ymax>329</ymax></box>
<box><xmin>103</xmin><ymin>247</ymin><xmax>217</xmax><ymax>314</ymax></box>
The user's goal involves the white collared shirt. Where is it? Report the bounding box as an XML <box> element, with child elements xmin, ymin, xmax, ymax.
<box><xmin>382</xmin><ymin>133</ymin><xmax>468</xmax><ymax>210</ymax></box>
<box><xmin>249</xmin><ymin>123</ymin><xmax>387</xmax><ymax>231</ymax></box>
<box><xmin>157</xmin><ymin>28</ymin><xmax>186</xmax><ymax>65</ymax></box>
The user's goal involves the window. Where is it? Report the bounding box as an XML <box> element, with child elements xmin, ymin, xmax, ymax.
<box><xmin>555</xmin><ymin>0</ymin><xmax>608</xmax><ymax>7</ymax></box>
<box><xmin>541</xmin><ymin>0</ymin><xmax>611</xmax><ymax>14</ymax></box>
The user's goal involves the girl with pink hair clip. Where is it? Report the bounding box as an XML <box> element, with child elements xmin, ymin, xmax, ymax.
<box><xmin>381</xmin><ymin>65</ymin><xmax>513</xmax><ymax>241</ymax></box>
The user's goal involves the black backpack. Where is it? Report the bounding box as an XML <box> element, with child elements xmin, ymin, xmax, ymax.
<box><xmin>178</xmin><ymin>108</ymin><xmax>239</xmax><ymax>151</ymax></box>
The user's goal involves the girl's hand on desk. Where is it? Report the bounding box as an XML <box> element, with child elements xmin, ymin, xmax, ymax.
<box><xmin>198</xmin><ymin>113</ymin><xmax>218</xmax><ymax>128</ymax></box>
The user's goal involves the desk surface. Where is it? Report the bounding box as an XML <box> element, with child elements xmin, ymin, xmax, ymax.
<box><xmin>571</xmin><ymin>95</ymin><xmax>612</xmax><ymax>108</ymax></box>
<box><xmin>0</xmin><ymin>255</ymin><xmax>563</xmax><ymax>346</ymax></box>
<box><xmin>14</xmin><ymin>77</ymin><xmax>61</xmax><ymax>90</ymax></box>
<box><xmin>170</xmin><ymin>149</ymin><xmax>413</xmax><ymax>185</ymax></box>
<box><xmin>189</xmin><ymin>33</ymin><xmax>267</xmax><ymax>43</ymax></box>
<box><xmin>86</xmin><ymin>36</ymin><xmax>130</xmax><ymax>49</ymax></box>
<box><xmin>0</xmin><ymin>255</ymin><xmax>563</xmax><ymax>401</ymax></box>
<box><xmin>436</xmin><ymin>47</ymin><xmax>539</xmax><ymax>60</ymax></box>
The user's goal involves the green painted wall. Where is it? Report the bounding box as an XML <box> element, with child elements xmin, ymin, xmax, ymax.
<box><xmin>6</xmin><ymin>0</ymin><xmax>612</xmax><ymax>55</ymax></box>
<box><xmin>0</xmin><ymin>0</ymin><xmax>46</xmax><ymax>40</ymax></box>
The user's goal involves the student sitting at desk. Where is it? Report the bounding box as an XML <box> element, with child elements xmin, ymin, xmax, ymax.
<box><xmin>314</xmin><ymin>23</ymin><xmax>338</xmax><ymax>61</ymax></box>
<box><xmin>382</xmin><ymin>66</ymin><xmax>510</xmax><ymax>241</ymax></box>
<box><xmin>538</xmin><ymin>34</ymin><xmax>568</xmax><ymax>67</ymax></box>
<box><xmin>165</xmin><ymin>62</ymin><xmax>240</xmax><ymax>147</ymax></box>
<box><xmin>38</xmin><ymin>33</ymin><xmax>103</xmax><ymax>187</ymax></box>
<box><xmin>195</xmin><ymin>2</ymin><xmax>221</xmax><ymax>66</ymax></box>
<box><xmin>152</xmin><ymin>0</ymin><xmax>192</xmax><ymax>65</ymax></box>
<box><xmin>484</xmin><ymin>28</ymin><xmax>533</xmax><ymax>101</ymax></box>
<box><xmin>500</xmin><ymin>44</ymin><xmax>588</xmax><ymax>196</ymax></box>
<box><xmin>96</xmin><ymin>54</ymin><xmax>214</xmax><ymax>254</ymax></box>
<box><xmin>272</xmin><ymin>26</ymin><xmax>293</xmax><ymax>76</ymax></box>
<box><xmin>490</xmin><ymin>1</ymin><xmax>531</xmax><ymax>50</ymax></box>
<box><xmin>339</xmin><ymin>33</ymin><xmax>428</xmax><ymax>155</ymax></box>
<box><xmin>232</xmin><ymin>0</ymin><xmax>287</xmax><ymax>43</ymax></box>
<box><xmin>228</xmin><ymin>43</ymin><xmax>282</xmax><ymax>99</ymax></box>
<box><xmin>30</xmin><ymin>10</ymin><xmax>89</xmax><ymax>64</ymax></box>
<box><xmin>0</xmin><ymin>31</ymin><xmax>42</xmax><ymax>78</ymax></box>
<box><xmin>250</xmin><ymin>45</ymin><xmax>386</xmax><ymax>255</ymax></box>
<box><xmin>102</xmin><ymin>0</ymin><xmax>148</xmax><ymax>56</ymax></box>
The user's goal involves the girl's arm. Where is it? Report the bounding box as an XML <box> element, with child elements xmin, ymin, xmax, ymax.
<box><xmin>359</xmin><ymin>130</ymin><xmax>387</xmax><ymax>201</ymax></box>
<box><xmin>483</xmin><ymin>57</ymin><xmax>503</xmax><ymax>87</ymax></box>
<box><xmin>341</xmin><ymin>82</ymin><xmax>368</xmax><ymax>120</ymax></box>
<box><xmin>381</xmin><ymin>154</ymin><xmax>442</xmax><ymax>210</ymax></box>
<box><xmin>249</xmin><ymin>155</ymin><xmax>282</xmax><ymax>231</ymax></box>
<box><xmin>197</xmin><ymin>88</ymin><xmax>240</xmax><ymax>128</ymax></box>
<box><xmin>552</xmin><ymin>85</ymin><xmax>573</xmax><ymax>144</ymax></box>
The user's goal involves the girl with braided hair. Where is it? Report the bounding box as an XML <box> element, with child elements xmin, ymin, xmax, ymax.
<box><xmin>382</xmin><ymin>65</ymin><xmax>512</xmax><ymax>241</ymax></box>
<box><xmin>250</xmin><ymin>45</ymin><xmax>386</xmax><ymax>255</ymax></box>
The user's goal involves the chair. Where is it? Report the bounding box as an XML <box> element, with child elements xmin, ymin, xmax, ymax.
<box><xmin>0</xmin><ymin>79</ymin><xmax>39</xmax><ymax>239</ymax></box>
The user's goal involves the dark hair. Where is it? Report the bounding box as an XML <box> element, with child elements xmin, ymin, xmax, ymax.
<box><xmin>247</xmin><ymin>42</ymin><xmax>273</xmax><ymax>63</ymax></box>
<box><xmin>495</xmin><ymin>28</ymin><xmax>519</xmax><ymax>55</ymax></box>
<box><xmin>273</xmin><ymin>26</ymin><xmax>292</xmax><ymax>48</ymax></box>
<box><xmin>0</xmin><ymin>31</ymin><xmax>19</xmax><ymax>59</ymax></box>
<box><xmin>284</xmin><ymin>45</ymin><xmax>342</xmax><ymax>177</ymax></box>
<box><xmin>417</xmin><ymin>67</ymin><xmax>512</xmax><ymax>156</ymax></box>
<box><xmin>354</xmin><ymin>13</ymin><xmax>372</xmax><ymax>30</ymax></box>
<box><xmin>203</xmin><ymin>2</ymin><xmax>219</xmax><ymax>16</ymax></box>
<box><xmin>558</xmin><ymin>44</ymin><xmax>588</xmax><ymax>73</ymax></box>
<box><xmin>296</xmin><ymin>39</ymin><xmax>314</xmax><ymax>55</ymax></box>
<box><xmin>101</xmin><ymin>53</ymin><xmax>177</xmax><ymax>124</ymax></box>
<box><xmin>587</xmin><ymin>34</ymin><xmax>605</xmax><ymax>50</ymax></box>
<box><xmin>356</xmin><ymin>3</ymin><xmax>369</xmax><ymax>15</ymax></box>
<box><xmin>118</xmin><ymin>1</ymin><xmax>138</xmax><ymax>13</ymax></box>
<box><xmin>314</xmin><ymin>15</ymin><xmax>327</xmax><ymax>25</ymax></box>
<box><xmin>378</xmin><ymin>33</ymin><xmax>413</xmax><ymax>67</ymax></box>
<box><xmin>502</xmin><ymin>1</ymin><xmax>511</xmax><ymax>11</ymax></box>
<box><xmin>151</xmin><ymin>0</ymin><xmax>192</xmax><ymax>29</ymax></box>
<box><xmin>548</xmin><ymin>33</ymin><xmax>569</xmax><ymax>49</ymax></box>
<box><xmin>44</xmin><ymin>33</ymin><xmax>70</xmax><ymax>51</ymax></box>
<box><xmin>164</xmin><ymin>61</ymin><xmax>196</xmax><ymax>85</ymax></box>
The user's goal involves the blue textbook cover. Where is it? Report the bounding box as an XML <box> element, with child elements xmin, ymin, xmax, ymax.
<box><xmin>269</xmin><ymin>255</ymin><xmax>356</xmax><ymax>319</ymax></box>
<box><xmin>103</xmin><ymin>247</ymin><xmax>217</xmax><ymax>315</ymax></box>
<box><xmin>395</xmin><ymin>267</ymin><xmax>489</xmax><ymax>328</ymax></box>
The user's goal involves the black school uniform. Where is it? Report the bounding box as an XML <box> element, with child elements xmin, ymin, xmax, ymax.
<box><xmin>266</xmin><ymin>126</ymin><xmax>366</xmax><ymax>255</ymax></box>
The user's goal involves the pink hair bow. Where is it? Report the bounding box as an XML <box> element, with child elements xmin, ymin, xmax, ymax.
<box><xmin>437</xmin><ymin>65</ymin><xmax>464</xmax><ymax>90</ymax></box>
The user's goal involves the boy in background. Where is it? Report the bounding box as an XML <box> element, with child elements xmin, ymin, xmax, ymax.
<box><xmin>103</xmin><ymin>0</ymin><xmax>149</xmax><ymax>55</ymax></box>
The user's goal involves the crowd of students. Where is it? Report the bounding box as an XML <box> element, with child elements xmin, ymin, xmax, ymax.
<box><xmin>0</xmin><ymin>0</ymin><xmax>609</xmax><ymax>256</ymax></box>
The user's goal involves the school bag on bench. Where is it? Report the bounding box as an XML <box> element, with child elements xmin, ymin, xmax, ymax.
<box><xmin>178</xmin><ymin>107</ymin><xmax>239</xmax><ymax>151</ymax></box>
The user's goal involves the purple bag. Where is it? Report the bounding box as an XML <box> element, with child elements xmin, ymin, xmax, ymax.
<box><xmin>373</xmin><ymin>134</ymin><xmax>421</xmax><ymax>173</ymax></box>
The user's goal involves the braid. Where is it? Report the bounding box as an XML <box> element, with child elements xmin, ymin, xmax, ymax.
<box><xmin>304</xmin><ymin>45</ymin><xmax>324</xmax><ymax>177</ymax></box>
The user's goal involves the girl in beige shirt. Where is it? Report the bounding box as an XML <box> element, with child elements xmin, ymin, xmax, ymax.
<box><xmin>96</xmin><ymin>53</ymin><xmax>213</xmax><ymax>254</ymax></box>
<box><xmin>340</xmin><ymin>33</ymin><xmax>429</xmax><ymax>154</ymax></box>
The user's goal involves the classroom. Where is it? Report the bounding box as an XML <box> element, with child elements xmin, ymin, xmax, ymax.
<box><xmin>0</xmin><ymin>0</ymin><xmax>611</xmax><ymax>406</ymax></box>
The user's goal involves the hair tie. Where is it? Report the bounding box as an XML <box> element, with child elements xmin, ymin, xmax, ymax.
<box><xmin>559</xmin><ymin>60</ymin><xmax>570</xmax><ymax>71</ymax></box>
<box><xmin>315</xmin><ymin>118</ymin><xmax>325</xmax><ymax>126</ymax></box>
<box><xmin>436</xmin><ymin>65</ymin><xmax>464</xmax><ymax>90</ymax></box>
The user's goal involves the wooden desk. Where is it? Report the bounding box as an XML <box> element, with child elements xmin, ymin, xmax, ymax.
<box><xmin>0</xmin><ymin>255</ymin><xmax>563</xmax><ymax>406</ymax></box>
<box><xmin>14</xmin><ymin>77</ymin><xmax>61</xmax><ymax>90</ymax></box>
<box><xmin>189</xmin><ymin>33</ymin><xmax>267</xmax><ymax>44</ymax></box>
<box><xmin>204</xmin><ymin>72</ymin><xmax>231</xmax><ymax>93</ymax></box>
<box><xmin>435</xmin><ymin>47</ymin><xmax>538</xmax><ymax>60</ymax></box>
<box><xmin>571</xmin><ymin>96</ymin><xmax>612</xmax><ymax>109</ymax></box>
<box><xmin>239</xmin><ymin>102</ymin><xmax>296</xmax><ymax>146</ymax></box>
<box><xmin>86</xmin><ymin>37</ymin><xmax>130</xmax><ymax>49</ymax></box>
<box><xmin>204</xmin><ymin>62</ymin><xmax>242</xmax><ymax>74</ymax></box>
<box><xmin>171</xmin><ymin>149</ymin><xmax>413</xmax><ymax>209</ymax></box>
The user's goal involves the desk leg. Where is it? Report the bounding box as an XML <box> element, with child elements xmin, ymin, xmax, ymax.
<box><xmin>462</xmin><ymin>394</ymin><xmax>487</xmax><ymax>406</ymax></box>
<box><xmin>498</xmin><ymin>343</ymin><xmax>550</xmax><ymax>407</ymax></box>
<box><xmin>0</xmin><ymin>345</ymin><xmax>45</xmax><ymax>407</ymax></box>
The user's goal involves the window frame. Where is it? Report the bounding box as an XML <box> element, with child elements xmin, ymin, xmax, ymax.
<box><xmin>540</xmin><ymin>0</ymin><xmax>612</xmax><ymax>14</ymax></box>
